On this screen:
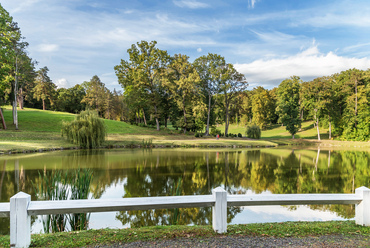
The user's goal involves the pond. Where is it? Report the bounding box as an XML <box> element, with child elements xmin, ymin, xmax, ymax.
<box><xmin>1</xmin><ymin>147</ymin><xmax>370</xmax><ymax>234</ymax></box>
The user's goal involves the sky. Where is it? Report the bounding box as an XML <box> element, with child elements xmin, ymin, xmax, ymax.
<box><xmin>2</xmin><ymin>0</ymin><xmax>370</xmax><ymax>91</ymax></box>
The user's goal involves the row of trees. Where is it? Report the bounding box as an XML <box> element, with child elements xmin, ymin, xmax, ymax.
<box><xmin>114</xmin><ymin>41</ymin><xmax>247</xmax><ymax>135</ymax></box>
<box><xmin>240</xmin><ymin>70</ymin><xmax>370</xmax><ymax>141</ymax></box>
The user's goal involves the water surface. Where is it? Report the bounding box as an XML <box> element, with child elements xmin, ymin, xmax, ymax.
<box><xmin>1</xmin><ymin>147</ymin><xmax>369</xmax><ymax>234</ymax></box>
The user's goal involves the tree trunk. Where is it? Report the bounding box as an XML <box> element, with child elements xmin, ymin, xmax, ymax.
<box><xmin>18</xmin><ymin>88</ymin><xmax>24</xmax><ymax>109</ymax></box>
<box><xmin>205</xmin><ymin>93</ymin><xmax>211</xmax><ymax>136</ymax></box>
<box><xmin>154</xmin><ymin>105</ymin><xmax>160</xmax><ymax>131</ymax></box>
<box><xmin>316</xmin><ymin>117</ymin><xmax>320</xmax><ymax>141</ymax></box>
<box><xmin>224</xmin><ymin>94</ymin><xmax>229</xmax><ymax>136</ymax></box>
<box><xmin>183</xmin><ymin>105</ymin><xmax>187</xmax><ymax>134</ymax></box>
<box><xmin>355</xmin><ymin>79</ymin><xmax>358</xmax><ymax>128</ymax></box>
<box><xmin>292</xmin><ymin>134</ymin><xmax>295</xmax><ymax>139</ymax></box>
<box><xmin>0</xmin><ymin>108</ymin><xmax>6</xmax><ymax>130</ymax></box>
<box><xmin>42</xmin><ymin>99</ymin><xmax>46</xmax><ymax>110</ymax></box>
<box><xmin>14</xmin><ymin>101</ymin><xmax>18</xmax><ymax>130</ymax></box>
<box><xmin>142</xmin><ymin>108</ymin><xmax>147</xmax><ymax>125</ymax></box>
<box><xmin>328</xmin><ymin>115</ymin><xmax>332</xmax><ymax>139</ymax></box>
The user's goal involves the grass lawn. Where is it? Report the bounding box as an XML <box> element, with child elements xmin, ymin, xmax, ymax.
<box><xmin>0</xmin><ymin>107</ymin><xmax>277</xmax><ymax>153</ymax></box>
<box><xmin>1</xmin><ymin>106</ymin><xmax>370</xmax><ymax>153</ymax></box>
<box><xmin>0</xmin><ymin>221</ymin><xmax>369</xmax><ymax>247</ymax></box>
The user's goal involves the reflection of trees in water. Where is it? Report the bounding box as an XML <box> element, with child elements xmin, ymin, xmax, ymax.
<box><xmin>1</xmin><ymin>149</ymin><xmax>370</xmax><ymax>233</ymax></box>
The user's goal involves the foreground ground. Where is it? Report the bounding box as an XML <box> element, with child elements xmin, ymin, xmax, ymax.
<box><xmin>1</xmin><ymin>107</ymin><xmax>370</xmax><ymax>153</ymax></box>
<box><xmin>0</xmin><ymin>221</ymin><xmax>369</xmax><ymax>247</ymax></box>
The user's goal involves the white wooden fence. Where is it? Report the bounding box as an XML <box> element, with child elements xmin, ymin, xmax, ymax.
<box><xmin>1</xmin><ymin>186</ymin><xmax>370</xmax><ymax>248</ymax></box>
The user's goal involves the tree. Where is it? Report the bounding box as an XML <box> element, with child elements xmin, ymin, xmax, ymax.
<box><xmin>276</xmin><ymin>76</ymin><xmax>302</xmax><ymax>139</ymax></box>
<box><xmin>165</xmin><ymin>54</ymin><xmax>204</xmax><ymax>134</ymax></box>
<box><xmin>115</xmin><ymin>40</ymin><xmax>170</xmax><ymax>131</ymax></box>
<box><xmin>81</xmin><ymin>75</ymin><xmax>108</xmax><ymax>116</ymax></box>
<box><xmin>219</xmin><ymin>63</ymin><xmax>247</xmax><ymax>136</ymax></box>
<box><xmin>251</xmin><ymin>87</ymin><xmax>274</xmax><ymax>129</ymax></box>
<box><xmin>193</xmin><ymin>53</ymin><xmax>225</xmax><ymax>136</ymax></box>
<box><xmin>33</xmin><ymin>66</ymin><xmax>56</xmax><ymax>110</ymax></box>
<box><xmin>55</xmin><ymin>84</ymin><xmax>86</xmax><ymax>113</ymax></box>
<box><xmin>0</xmin><ymin>4</ymin><xmax>34</xmax><ymax>129</ymax></box>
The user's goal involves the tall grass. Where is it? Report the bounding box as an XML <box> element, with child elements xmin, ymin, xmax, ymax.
<box><xmin>32</xmin><ymin>171</ymin><xmax>69</xmax><ymax>233</ymax></box>
<box><xmin>170</xmin><ymin>177</ymin><xmax>182</xmax><ymax>225</ymax></box>
<box><xmin>32</xmin><ymin>169</ymin><xmax>93</xmax><ymax>233</ymax></box>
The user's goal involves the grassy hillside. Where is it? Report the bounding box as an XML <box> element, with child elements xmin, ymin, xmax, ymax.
<box><xmin>0</xmin><ymin>107</ymin><xmax>277</xmax><ymax>152</ymax></box>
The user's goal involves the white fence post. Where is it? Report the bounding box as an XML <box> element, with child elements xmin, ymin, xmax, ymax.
<box><xmin>10</xmin><ymin>192</ymin><xmax>31</xmax><ymax>248</ymax></box>
<box><xmin>212</xmin><ymin>187</ymin><xmax>227</xmax><ymax>233</ymax></box>
<box><xmin>355</xmin><ymin>186</ymin><xmax>370</xmax><ymax>226</ymax></box>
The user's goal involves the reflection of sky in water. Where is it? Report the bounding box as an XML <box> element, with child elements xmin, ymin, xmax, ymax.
<box><xmin>30</xmin><ymin>183</ymin><xmax>348</xmax><ymax>234</ymax></box>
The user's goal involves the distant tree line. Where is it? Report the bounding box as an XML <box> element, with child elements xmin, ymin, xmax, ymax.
<box><xmin>1</xmin><ymin>4</ymin><xmax>369</xmax><ymax>140</ymax></box>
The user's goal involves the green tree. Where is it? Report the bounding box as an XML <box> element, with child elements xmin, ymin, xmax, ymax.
<box><xmin>193</xmin><ymin>53</ymin><xmax>225</xmax><ymax>136</ymax></box>
<box><xmin>33</xmin><ymin>66</ymin><xmax>56</xmax><ymax>110</ymax></box>
<box><xmin>276</xmin><ymin>76</ymin><xmax>302</xmax><ymax>139</ymax></box>
<box><xmin>55</xmin><ymin>84</ymin><xmax>86</xmax><ymax>113</ymax></box>
<box><xmin>251</xmin><ymin>87</ymin><xmax>275</xmax><ymax>129</ymax></box>
<box><xmin>166</xmin><ymin>54</ymin><xmax>204</xmax><ymax>134</ymax></box>
<box><xmin>115</xmin><ymin>40</ymin><xmax>170</xmax><ymax>131</ymax></box>
<box><xmin>219</xmin><ymin>63</ymin><xmax>247</xmax><ymax>136</ymax></box>
<box><xmin>81</xmin><ymin>75</ymin><xmax>108</xmax><ymax>116</ymax></box>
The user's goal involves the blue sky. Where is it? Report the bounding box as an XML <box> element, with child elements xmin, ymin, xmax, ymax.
<box><xmin>2</xmin><ymin>0</ymin><xmax>370</xmax><ymax>90</ymax></box>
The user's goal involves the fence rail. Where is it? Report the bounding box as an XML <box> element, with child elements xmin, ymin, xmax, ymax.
<box><xmin>2</xmin><ymin>186</ymin><xmax>370</xmax><ymax>248</ymax></box>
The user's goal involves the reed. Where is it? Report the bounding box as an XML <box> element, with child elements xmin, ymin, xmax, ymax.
<box><xmin>32</xmin><ymin>169</ymin><xmax>93</xmax><ymax>233</ymax></box>
<box><xmin>32</xmin><ymin>171</ymin><xmax>69</xmax><ymax>233</ymax></box>
<box><xmin>68</xmin><ymin>168</ymin><xmax>93</xmax><ymax>231</ymax></box>
<box><xmin>170</xmin><ymin>177</ymin><xmax>182</xmax><ymax>225</ymax></box>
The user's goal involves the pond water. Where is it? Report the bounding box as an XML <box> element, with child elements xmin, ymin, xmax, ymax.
<box><xmin>1</xmin><ymin>147</ymin><xmax>370</xmax><ymax>234</ymax></box>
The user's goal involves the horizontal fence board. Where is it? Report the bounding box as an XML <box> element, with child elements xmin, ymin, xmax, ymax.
<box><xmin>28</xmin><ymin>195</ymin><xmax>215</xmax><ymax>215</ymax></box>
<box><xmin>0</xmin><ymin>203</ymin><xmax>10</xmax><ymax>217</ymax></box>
<box><xmin>227</xmin><ymin>194</ymin><xmax>362</xmax><ymax>207</ymax></box>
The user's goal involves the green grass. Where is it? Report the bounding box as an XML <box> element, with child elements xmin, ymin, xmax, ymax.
<box><xmin>0</xmin><ymin>221</ymin><xmax>369</xmax><ymax>247</ymax></box>
<box><xmin>220</xmin><ymin>121</ymin><xmax>329</xmax><ymax>139</ymax></box>
<box><xmin>2</xmin><ymin>107</ymin><xmax>370</xmax><ymax>153</ymax></box>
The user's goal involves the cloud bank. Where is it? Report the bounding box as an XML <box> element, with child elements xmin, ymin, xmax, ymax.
<box><xmin>235</xmin><ymin>45</ymin><xmax>370</xmax><ymax>88</ymax></box>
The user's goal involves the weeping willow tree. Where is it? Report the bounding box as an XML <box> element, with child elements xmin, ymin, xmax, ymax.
<box><xmin>61</xmin><ymin>110</ymin><xmax>106</xmax><ymax>148</ymax></box>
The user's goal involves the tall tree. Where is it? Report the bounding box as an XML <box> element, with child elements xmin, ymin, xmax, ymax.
<box><xmin>219</xmin><ymin>63</ymin><xmax>247</xmax><ymax>136</ymax></box>
<box><xmin>276</xmin><ymin>76</ymin><xmax>302</xmax><ymax>139</ymax></box>
<box><xmin>165</xmin><ymin>54</ymin><xmax>204</xmax><ymax>134</ymax></box>
<box><xmin>251</xmin><ymin>87</ymin><xmax>275</xmax><ymax>129</ymax></box>
<box><xmin>81</xmin><ymin>75</ymin><xmax>107</xmax><ymax>116</ymax></box>
<box><xmin>33</xmin><ymin>66</ymin><xmax>56</xmax><ymax>110</ymax></box>
<box><xmin>193</xmin><ymin>54</ymin><xmax>225</xmax><ymax>136</ymax></box>
<box><xmin>115</xmin><ymin>40</ymin><xmax>170</xmax><ymax>131</ymax></box>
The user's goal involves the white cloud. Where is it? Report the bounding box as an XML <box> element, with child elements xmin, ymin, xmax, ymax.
<box><xmin>56</xmin><ymin>78</ymin><xmax>70</xmax><ymax>89</ymax></box>
<box><xmin>197</xmin><ymin>47</ymin><xmax>202</xmax><ymax>52</ymax></box>
<box><xmin>248</xmin><ymin>0</ymin><xmax>260</xmax><ymax>9</ymax></box>
<box><xmin>235</xmin><ymin>45</ymin><xmax>370</xmax><ymax>88</ymax></box>
<box><xmin>36</xmin><ymin>44</ymin><xmax>59</xmax><ymax>53</ymax></box>
<box><xmin>173</xmin><ymin>0</ymin><xmax>209</xmax><ymax>9</ymax></box>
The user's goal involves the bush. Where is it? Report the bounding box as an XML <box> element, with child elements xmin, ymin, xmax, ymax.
<box><xmin>210</xmin><ymin>126</ymin><xmax>221</xmax><ymax>137</ymax></box>
<box><xmin>61</xmin><ymin>110</ymin><xmax>106</xmax><ymax>148</ymax></box>
<box><xmin>246</xmin><ymin>124</ymin><xmax>261</xmax><ymax>139</ymax></box>
<box><xmin>238</xmin><ymin>133</ymin><xmax>242</xmax><ymax>138</ymax></box>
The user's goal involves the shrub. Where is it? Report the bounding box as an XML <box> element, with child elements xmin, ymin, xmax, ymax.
<box><xmin>210</xmin><ymin>126</ymin><xmax>221</xmax><ymax>137</ymax></box>
<box><xmin>61</xmin><ymin>110</ymin><xmax>106</xmax><ymax>148</ymax></box>
<box><xmin>238</xmin><ymin>133</ymin><xmax>242</xmax><ymax>138</ymax></box>
<box><xmin>195</xmin><ymin>133</ymin><xmax>200</xmax><ymax>137</ymax></box>
<box><xmin>246</xmin><ymin>124</ymin><xmax>261</xmax><ymax>139</ymax></box>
